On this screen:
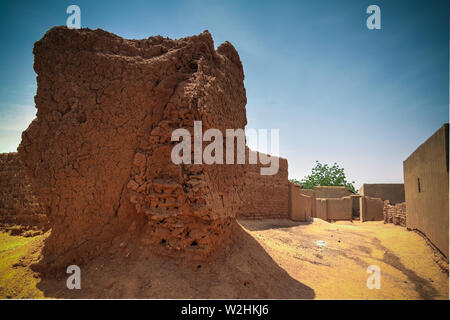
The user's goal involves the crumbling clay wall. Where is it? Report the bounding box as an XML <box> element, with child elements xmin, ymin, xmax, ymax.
<box><xmin>0</xmin><ymin>153</ymin><xmax>48</xmax><ymax>232</ymax></box>
<box><xmin>238</xmin><ymin>151</ymin><xmax>289</xmax><ymax>219</ymax></box>
<box><xmin>18</xmin><ymin>27</ymin><xmax>247</xmax><ymax>268</ymax></box>
<box><xmin>288</xmin><ymin>182</ymin><xmax>313</xmax><ymax>221</ymax></box>
<box><xmin>383</xmin><ymin>200</ymin><xmax>406</xmax><ymax>226</ymax></box>
<box><xmin>360</xmin><ymin>196</ymin><xmax>383</xmax><ymax>222</ymax></box>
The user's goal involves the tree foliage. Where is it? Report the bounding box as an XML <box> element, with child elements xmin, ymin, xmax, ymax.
<box><xmin>290</xmin><ymin>161</ymin><xmax>357</xmax><ymax>193</ymax></box>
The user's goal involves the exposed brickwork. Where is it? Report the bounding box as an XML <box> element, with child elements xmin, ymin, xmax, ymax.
<box><xmin>18</xmin><ymin>27</ymin><xmax>247</xmax><ymax>269</ymax></box>
<box><xmin>0</xmin><ymin>153</ymin><xmax>48</xmax><ymax>233</ymax></box>
<box><xmin>237</xmin><ymin>151</ymin><xmax>289</xmax><ymax>219</ymax></box>
<box><xmin>383</xmin><ymin>200</ymin><xmax>406</xmax><ymax>227</ymax></box>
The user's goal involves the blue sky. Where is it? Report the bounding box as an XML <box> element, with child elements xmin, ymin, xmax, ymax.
<box><xmin>0</xmin><ymin>0</ymin><xmax>448</xmax><ymax>188</ymax></box>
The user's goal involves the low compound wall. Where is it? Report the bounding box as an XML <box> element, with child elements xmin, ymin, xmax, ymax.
<box><xmin>327</xmin><ymin>196</ymin><xmax>353</xmax><ymax>220</ymax></box>
<box><xmin>315</xmin><ymin>196</ymin><xmax>353</xmax><ymax>221</ymax></box>
<box><xmin>288</xmin><ymin>182</ymin><xmax>314</xmax><ymax>221</ymax></box>
<box><xmin>360</xmin><ymin>196</ymin><xmax>384</xmax><ymax>222</ymax></box>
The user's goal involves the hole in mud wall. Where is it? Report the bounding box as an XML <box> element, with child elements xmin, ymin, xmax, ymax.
<box><xmin>160</xmin><ymin>239</ymin><xmax>166</xmax><ymax>245</ymax></box>
<box><xmin>190</xmin><ymin>240</ymin><xmax>198</xmax><ymax>247</ymax></box>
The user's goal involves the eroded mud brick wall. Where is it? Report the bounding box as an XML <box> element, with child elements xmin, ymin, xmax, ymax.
<box><xmin>18</xmin><ymin>27</ymin><xmax>247</xmax><ymax>267</ymax></box>
<box><xmin>238</xmin><ymin>151</ymin><xmax>289</xmax><ymax>219</ymax></box>
<box><xmin>0</xmin><ymin>153</ymin><xmax>48</xmax><ymax>229</ymax></box>
<box><xmin>383</xmin><ymin>200</ymin><xmax>406</xmax><ymax>226</ymax></box>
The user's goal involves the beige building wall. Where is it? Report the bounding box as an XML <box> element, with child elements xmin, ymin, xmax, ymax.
<box><xmin>298</xmin><ymin>188</ymin><xmax>316</xmax><ymax>217</ymax></box>
<box><xmin>288</xmin><ymin>182</ymin><xmax>314</xmax><ymax>221</ymax></box>
<box><xmin>326</xmin><ymin>196</ymin><xmax>353</xmax><ymax>220</ymax></box>
<box><xmin>359</xmin><ymin>183</ymin><xmax>405</xmax><ymax>204</ymax></box>
<box><xmin>316</xmin><ymin>199</ymin><xmax>328</xmax><ymax>221</ymax></box>
<box><xmin>404</xmin><ymin>123</ymin><xmax>449</xmax><ymax>258</ymax></box>
<box><xmin>360</xmin><ymin>196</ymin><xmax>384</xmax><ymax>222</ymax></box>
<box><xmin>313</xmin><ymin>186</ymin><xmax>353</xmax><ymax>199</ymax></box>
<box><xmin>314</xmin><ymin>196</ymin><xmax>353</xmax><ymax>221</ymax></box>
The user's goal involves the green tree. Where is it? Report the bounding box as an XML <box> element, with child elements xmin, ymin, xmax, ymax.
<box><xmin>290</xmin><ymin>161</ymin><xmax>357</xmax><ymax>193</ymax></box>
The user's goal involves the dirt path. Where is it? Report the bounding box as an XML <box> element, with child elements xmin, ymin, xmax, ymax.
<box><xmin>240</xmin><ymin>218</ymin><xmax>448</xmax><ymax>299</ymax></box>
<box><xmin>0</xmin><ymin>219</ymin><xmax>448</xmax><ymax>299</ymax></box>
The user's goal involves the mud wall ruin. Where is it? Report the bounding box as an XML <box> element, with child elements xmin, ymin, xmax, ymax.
<box><xmin>238</xmin><ymin>151</ymin><xmax>289</xmax><ymax>219</ymax></box>
<box><xmin>383</xmin><ymin>201</ymin><xmax>406</xmax><ymax>226</ymax></box>
<box><xmin>18</xmin><ymin>27</ymin><xmax>248</xmax><ymax>268</ymax></box>
<box><xmin>404</xmin><ymin>123</ymin><xmax>449</xmax><ymax>258</ymax></box>
<box><xmin>359</xmin><ymin>183</ymin><xmax>405</xmax><ymax>205</ymax></box>
<box><xmin>0</xmin><ymin>153</ymin><xmax>48</xmax><ymax>231</ymax></box>
<box><xmin>359</xmin><ymin>196</ymin><xmax>383</xmax><ymax>222</ymax></box>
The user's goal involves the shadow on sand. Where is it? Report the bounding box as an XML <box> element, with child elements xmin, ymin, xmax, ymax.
<box><xmin>34</xmin><ymin>223</ymin><xmax>315</xmax><ymax>299</ymax></box>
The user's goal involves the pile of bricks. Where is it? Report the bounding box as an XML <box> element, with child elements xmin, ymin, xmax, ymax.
<box><xmin>383</xmin><ymin>200</ymin><xmax>406</xmax><ymax>226</ymax></box>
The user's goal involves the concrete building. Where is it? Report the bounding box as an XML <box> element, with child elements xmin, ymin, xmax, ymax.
<box><xmin>403</xmin><ymin>123</ymin><xmax>449</xmax><ymax>258</ymax></box>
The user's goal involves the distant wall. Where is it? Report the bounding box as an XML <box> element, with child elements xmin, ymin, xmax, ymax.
<box><xmin>327</xmin><ymin>196</ymin><xmax>353</xmax><ymax>220</ymax></box>
<box><xmin>238</xmin><ymin>150</ymin><xmax>289</xmax><ymax>219</ymax></box>
<box><xmin>314</xmin><ymin>186</ymin><xmax>353</xmax><ymax>199</ymax></box>
<box><xmin>360</xmin><ymin>184</ymin><xmax>405</xmax><ymax>204</ymax></box>
<box><xmin>383</xmin><ymin>201</ymin><xmax>406</xmax><ymax>227</ymax></box>
<box><xmin>404</xmin><ymin>123</ymin><xmax>449</xmax><ymax>258</ymax></box>
<box><xmin>288</xmin><ymin>182</ymin><xmax>314</xmax><ymax>221</ymax></box>
<box><xmin>360</xmin><ymin>196</ymin><xmax>383</xmax><ymax>222</ymax></box>
<box><xmin>0</xmin><ymin>153</ymin><xmax>48</xmax><ymax>229</ymax></box>
<box><xmin>315</xmin><ymin>196</ymin><xmax>353</xmax><ymax>221</ymax></box>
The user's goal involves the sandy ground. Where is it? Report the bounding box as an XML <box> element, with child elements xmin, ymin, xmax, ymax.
<box><xmin>0</xmin><ymin>218</ymin><xmax>448</xmax><ymax>299</ymax></box>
